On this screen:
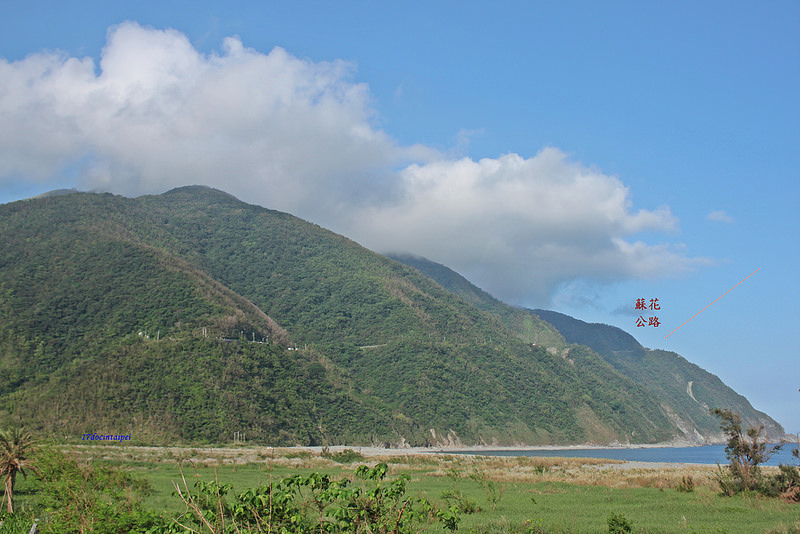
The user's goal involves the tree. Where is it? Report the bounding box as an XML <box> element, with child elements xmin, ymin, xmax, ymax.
<box><xmin>0</xmin><ymin>427</ymin><xmax>36</xmax><ymax>513</ymax></box>
<box><xmin>711</xmin><ymin>408</ymin><xmax>780</xmax><ymax>493</ymax></box>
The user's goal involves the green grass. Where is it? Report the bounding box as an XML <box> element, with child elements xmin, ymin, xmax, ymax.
<box><xmin>125</xmin><ymin>455</ymin><xmax>800</xmax><ymax>533</ymax></box>
<box><xmin>454</xmin><ymin>482</ymin><xmax>800</xmax><ymax>533</ymax></box>
<box><xmin>7</xmin><ymin>449</ymin><xmax>800</xmax><ymax>533</ymax></box>
<box><xmin>136</xmin><ymin>461</ymin><xmax>327</xmax><ymax>512</ymax></box>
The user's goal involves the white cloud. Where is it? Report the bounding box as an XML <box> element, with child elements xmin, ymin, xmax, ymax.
<box><xmin>0</xmin><ymin>22</ymin><xmax>710</xmax><ymax>306</ymax></box>
<box><xmin>706</xmin><ymin>210</ymin><xmax>734</xmax><ymax>223</ymax></box>
<box><xmin>0</xmin><ymin>21</ymin><xmax>434</xmax><ymax>222</ymax></box>
<box><xmin>350</xmin><ymin>149</ymin><xmax>709</xmax><ymax>304</ymax></box>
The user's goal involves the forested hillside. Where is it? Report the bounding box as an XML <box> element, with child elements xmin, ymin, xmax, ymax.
<box><xmin>385</xmin><ymin>253</ymin><xmax>566</xmax><ymax>348</ymax></box>
<box><xmin>0</xmin><ymin>187</ymin><xmax>784</xmax><ymax>445</ymax></box>
<box><xmin>530</xmin><ymin>310</ymin><xmax>785</xmax><ymax>441</ymax></box>
<box><xmin>389</xmin><ymin>256</ymin><xmax>786</xmax><ymax>442</ymax></box>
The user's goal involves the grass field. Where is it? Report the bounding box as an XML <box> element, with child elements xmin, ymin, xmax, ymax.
<box><xmin>10</xmin><ymin>445</ymin><xmax>800</xmax><ymax>533</ymax></box>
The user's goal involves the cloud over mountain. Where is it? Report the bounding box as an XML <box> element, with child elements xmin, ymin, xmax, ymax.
<box><xmin>353</xmin><ymin>150</ymin><xmax>710</xmax><ymax>303</ymax></box>
<box><xmin>0</xmin><ymin>22</ymin><xmax>709</xmax><ymax>305</ymax></box>
<box><xmin>0</xmin><ymin>22</ymin><xmax>429</xmax><ymax>213</ymax></box>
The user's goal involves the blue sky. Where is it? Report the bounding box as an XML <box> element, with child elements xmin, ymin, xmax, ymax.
<box><xmin>1</xmin><ymin>1</ymin><xmax>798</xmax><ymax>435</ymax></box>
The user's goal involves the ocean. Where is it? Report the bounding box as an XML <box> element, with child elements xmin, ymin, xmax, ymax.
<box><xmin>441</xmin><ymin>443</ymin><xmax>799</xmax><ymax>466</ymax></box>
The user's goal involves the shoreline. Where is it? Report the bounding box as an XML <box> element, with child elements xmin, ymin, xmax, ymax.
<box><xmin>309</xmin><ymin>439</ymin><xmax>725</xmax><ymax>457</ymax></box>
<box><xmin>70</xmin><ymin>442</ymin><xmax>800</xmax><ymax>469</ymax></box>
<box><xmin>265</xmin><ymin>440</ymin><xmax>727</xmax><ymax>461</ymax></box>
<box><xmin>69</xmin><ymin>442</ymin><xmax>724</xmax><ymax>468</ymax></box>
<box><xmin>70</xmin><ymin>440</ymin><xmax>727</xmax><ymax>458</ymax></box>
<box><xmin>74</xmin><ymin>439</ymin><xmax>800</xmax><ymax>468</ymax></box>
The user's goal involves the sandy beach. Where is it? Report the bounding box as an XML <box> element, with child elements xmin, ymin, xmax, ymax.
<box><xmin>70</xmin><ymin>440</ymin><xmax>732</xmax><ymax>470</ymax></box>
<box><xmin>294</xmin><ymin>439</ymin><xmax>721</xmax><ymax>458</ymax></box>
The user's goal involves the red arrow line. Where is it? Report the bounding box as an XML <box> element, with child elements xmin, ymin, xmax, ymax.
<box><xmin>664</xmin><ymin>267</ymin><xmax>760</xmax><ymax>339</ymax></box>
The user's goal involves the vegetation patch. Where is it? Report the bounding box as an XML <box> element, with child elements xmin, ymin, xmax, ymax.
<box><xmin>321</xmin><ymin>448</ymin><xmax>366</xmax><ymax>464</ymax></box>
<box><xmin>3</xmin><ymin>438</ymin><xmax>800</xmax><ymax>533</ymax></box>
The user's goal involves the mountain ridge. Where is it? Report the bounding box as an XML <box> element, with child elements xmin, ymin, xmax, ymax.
<box><xmin>0</xmin><ymin>187</ymin><xmax>784</xmax><ymax>445</ymax></box>
<box><xmin>388</xmin><ymin>255</ymin><xmax>786</xmax><ymax>443</ymax></box>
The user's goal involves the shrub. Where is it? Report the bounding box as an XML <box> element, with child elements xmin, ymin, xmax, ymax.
<box><xmin>284</xmin><ymin>450</ymin><xmax>313</xmax><ymax>459</ymax></box>
<box><xmin>321</xmin><ymin>448</ymin><xmax>365</xmax><ymax>463</ymax></box>
<box><xmin>713</xmin><ymin>464</ymin><xmax>739</xmax><ymax>497</ymax></box>
<box><xmin>773</xmin><ymin>455</ymin><xmax>800</xmax><ymax>502</ymax></box>
<box><xmin>469</xmin><ymin>469</ymin><xmax>505</xmax><ymax>512</ymax></box>
<box><xmin>440</xmin><ymin>488</ymin><xmax>479</xmax><ymax>514</ymax></box>
<box><xmin>525</xmin><ymin>518</ymin><xmax>549</xmax><ymax>533</ymax></box>
<box><xmin>33</xmin><ymin>447</ymin><xmax>157</xmax><ymax>533</ymax></box>
<box><xmin>676</xmin><ymin>475</ymin><xmax>695</xmax><ymax>493</ymax></box>
<box><xmin>711</xmin><ymin>408</ymin><xmax>781</xmax><ymax>494</ymax></box>
<box><xmin>163</xmin><ymin>462</ymin><xmax>458</xmax><ymax>533</ymax></box>
<box><xmin>607</xmin><ymin>512</ymin><xmax>633</xmax><ymax>533</ymax></box>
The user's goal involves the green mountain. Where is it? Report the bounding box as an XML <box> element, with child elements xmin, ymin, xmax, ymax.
<box><xmin>529</xmin><ymin>310</ymin><xmax>785</xmax><ymax>442</ymax></box>
<box><xmin>385</xmin><ymin>254</ymin><xmax>783</xmax><ymax>442</ymax></box>
<box><xmin>384</xmin><ymin>254</ymin><xmax>566</xmax><ymax>348</ymax></box>
<box><xmin>0</xmin><ymin>187</ymin><xmax>784</xmax><ymax>446</ymax></box>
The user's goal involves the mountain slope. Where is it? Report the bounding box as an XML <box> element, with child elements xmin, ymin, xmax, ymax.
<box><xmin>0</xmin><ymin>187</ymin><xmax>782</xmax><ymax>445</ymax></box>
<box><xmin>388</xmin><ymin>254</ymin><xmax>785</xmax><ymax>443</ymax></box>
<box><xmin>384</xmin><ymin>253</ymin><xmax>566</xmax><ymax>348</ymax></box>
<box><xmin>530</xmin><ymin>309</ymin><xmax>785</xmax><ymax>442</ymax></box>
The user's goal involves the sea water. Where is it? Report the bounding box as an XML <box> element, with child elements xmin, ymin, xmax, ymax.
<box><xmin>443</xmin><ymin>444</ymin><xmax>799</xmax><ymax>466</ymax></box>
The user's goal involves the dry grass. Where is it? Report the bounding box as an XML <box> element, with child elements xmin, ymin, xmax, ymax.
<box><xmin>63</xmin><ymin>444</ymin><xmax>755</xmax><ymax>492</ymax></box>
<box><xmin>422</xmin><ymin>454</ymin><xmax>726</xmax><ymax>490</ymax></box>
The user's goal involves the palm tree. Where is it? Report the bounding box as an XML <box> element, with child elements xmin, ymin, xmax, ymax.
<box><xmin>0</xmin><ymin>427</ymin><xmax>35</xmax><ymax>513</ymax></box>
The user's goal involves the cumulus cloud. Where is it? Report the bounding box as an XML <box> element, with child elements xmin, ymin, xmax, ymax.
<box><xmin>350</xmin><ymin>149</ymin><xmax>710</xmax><ymax>303</ymax></box>
<box><xmin>0</xmin><ymin>22</ymin><xmax>710</xmax><ymax>306</ymax></box>
<box><xmin>707</xmin><ymin>210</ymin><xmax>734</xmax><ymax>223</ymax></box>
<box><xmin>0</xmin><ymin>22</ymin><xmax>433</xmax><ymax>222</ymax></box>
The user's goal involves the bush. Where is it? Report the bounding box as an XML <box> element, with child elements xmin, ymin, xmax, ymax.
<box><xmin>607</xmin><ymin>512</ymin><xmax>633</xmax><ymax>533</ymax></box>
<box><xmin>711</xmin><ymin>408</ymin><xmax>781</xmax><ymax>495</ymax></box>
<box><xmin>771</xmin><ymin>462</ymin><xmax>800</xmax><ymax>501</ymax></box>
<box><xmin>440</xmin><ymin>488</ymin><xmax>479</xmax><ymax>514</ymax></box>
<box><xmin>714</xmin><ymin>464</ymin><xmax>740</xmax><ymax>497</ymax></box>
<box><xmin>711</xmin><ymin>409</ymin><xmax>800</xmax><ymax>501</ymax></box>
<box><xmin>284</xmin><ymin>450</ymin><xmax>313</xmax><ymax>459</ymax></box>
<box><xmin>525</xmin><ymin>518</ymin><xmax>549</xmax><ymax>533</ymax></box>
<box><xmin>32</xmin><ymin>447</ymin><xmax>158</xmax><ymax>533</ymax></box>
<box><xmin>321</xmin><ymin>448</ymin><xmax>365</xmax><ymax>463</ymax></box>
<box><xmin>676</xmin><ymin>475</ymin><xmax>695</xmax><ymax>493</ymax></box>
<box><xmin>469</xmin><ymin>469</ymin><xmax>505</xmax><ymax>512</ymax></box>
<box><xmin>161</xmin><ymin>462</ymin><xmax>459</xmax><ymax>533</ymax></box>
